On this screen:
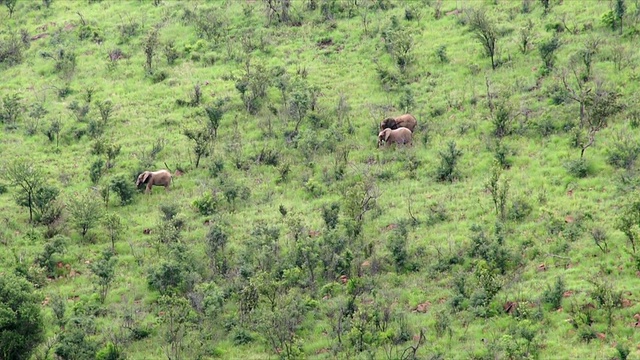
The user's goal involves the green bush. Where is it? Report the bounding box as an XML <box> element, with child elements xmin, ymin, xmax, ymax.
<box><xmin>565</xmin><ymin>158</ymin><xmax>589</xmax><ymax>178</ymax></box>
<box><xmin>109</xmin><ymin>174</ymin><xmax>136</xmax><ymax>205</ymax></box>
<box><xmin>0</xmin><ymin>273</ymin><xmax>45</xmax><ymax>360</ymax></box>
<box><xmin>193</xmin><ymin>192</ymin><xmax>219</xmax><ymax>216</ymax></box>
<box><xmin>541</xmin><ymin>277</ymin><xmax>565</xmax><ymax>310</ymax></box>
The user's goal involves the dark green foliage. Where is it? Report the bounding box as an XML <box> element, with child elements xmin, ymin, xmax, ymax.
<box><xmin>540</xmin><ymin>0</ymin><xmax>550</xmax><ymax>14</ymax></box>
<box><xmin>493</xmin><ymin>141</ymin><xmax>513</xmax><ymax>169</ymax></box>
<box><xmin>321</xmin><ymin>202</ymin><xmax>340</xmax><ymax>229</ymax></box>
<box><xmin>435</xmin><ymin>44</ymin><xmax>449</xmax><ymax>63</ymax></box>
<box><xmin>67</xmin><ymin>192</ymin><xmax>104</xmax><ymax>240</ymax></box>
<box><xmin>1</xmin><ymin>92</ymin><xmax>22</xmax><ymax>126</ymax></box>
<box><xmin>89</xmin><ymin>248</ymin><xmax>117</xmax><ymax>303</ymax></box>
<box><xmin>40</xmin><ymin>48</ymin><xmax>77</xmax><ymax>78</ymax></box>
<box><xmin>35</xmin><ymin>235</ymin><xmax>67</xmax><ymax>277</ymax></box>
<box><xmin>89</xmin><ymin>158</ymin><xmax>104</xmax><ymax>184</ymax></box>
<box><xmin>183</xmin><ymin>125</ymin><xmax>212</xmax><ymax>169</ymax></box>
<box><xmin>95</xmin><ymin>342</ymin><xmax>124</xmax><ymax>360</ymax></box>
<box><xmin>2</xmin><ymin>160</ymin><xmax>46</xmax><ymax>223</ymax></box>
<box><xmin>591</xmin><ymin>227</ymin><xmax>608</xmax><ymax>253</ymax></box>
<box><xmin>193</xmin><ymin>192</ymin><xmax>219</xmax><ymax>216</ymax></box>
<box><xmin>509</xmin><ymin>197</ymin><xmax>532</xmax><ymax>222</ymax></box>
<box><xmin>539</xmin><ymin>35</ymin><xmax>560</xmax><ymax>75</ymax></box>
<box><xmin>615</xmin><ymin>343</ymin><xmax>630</xmax><ymax>360</ymax></box>
<box><xmin>54</xmin><ymin>320</ymin><xmax>98</xmax><ymax>360</ymax></box>
<box><xmin>205</xmin><ymin>98</ymin><xmax>226</xmax><ymax>138</ymax></box>
<box><xmin>469</xmin><ymin>224</ymin><xmax>512</xmax><ymax>275</ymax></box>
<box><xmin>436</xmin><ymin>141</ymin><xmax>463</xmax><ymax>182</ymax></box>
<box><xmin>148</xmin><ymin>260</ymin><xmax>187</xmax><ymax>295</ymax></box>
<box><xmin>16</xmin><ymin>184</ymin><xmax>62</xmax><ymax>225</ymax></box>
<box><xmin>541</xmin><ymin>277</ymin><xmax>565</xmax><ymax>310</ymax></box>
<box><xmin>491</xmin><ymin>103</ymin><xmax>512</xmax><ymax>138</ymax></box>
<box><xmin>468</xmin><ymin>8</ymin><xmax>498</xmax><ymax>70</ymax></box>
<box><xmin>143</xmin><ymin>27</ymin><xmax>159</xmax><ymax>71</ymax></box>
<box><xmin>205</xmin><ymin>225</ymin><xmax>228</xmax><ymax>273</ymax></box>
<box><xmin>0</xmin><ymin>33</ymin><xmax>25</xmax><ymax>66</ymax></box>
<box><xmin>163</xmin><ymin>40</ymin><xmax>179</xmax><ymax>65</ymax></box>
<box><xmin>388</xmin><ymin>223</ymin><xmax>410</xmax><ymax>273</ymax></box>
<box><xmin>109</xmin><ymin>174</ymin><xmax>136</xmax><ymax>205</ymax></box>
<box><xmin>0</xmin><ymin>272</ymin><xmax>45</xmax><ymax>360</ymax></box>
<box><xmin>606</xmin><ymin>131</ymin><xmax>640</xmax><ymax>170</ymax></box>
<box><xmin>565</xmin><ymin>158</ymin><xmax>589</xmax><ymax>178</ymax></box>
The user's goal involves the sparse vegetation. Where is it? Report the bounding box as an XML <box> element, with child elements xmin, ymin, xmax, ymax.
<box><xmin>1</xmin><ymin>1</ymin><xmax>639</xmax><ymax>359</ymax></box>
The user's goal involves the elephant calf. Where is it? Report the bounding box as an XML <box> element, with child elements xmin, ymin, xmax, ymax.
<box><xmin>380</xmin><ymin>114</ymin><xmax>417</xmax><ymax>132</ymax></box>
<box><xmin>135</xmin><ymin>170</ymin><xmax>172</xmax><ymax>194</ymax></box>
<box><xmin>378</xmin><ymin>127</ymin><xmax>413</xmax><ymax>147</ymax></box>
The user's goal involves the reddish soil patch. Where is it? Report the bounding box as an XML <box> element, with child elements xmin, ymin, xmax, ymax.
<box><xmin>414</xmin><ymin>301</ymin><xmax>431</xmax><ymax>313</ymax></box>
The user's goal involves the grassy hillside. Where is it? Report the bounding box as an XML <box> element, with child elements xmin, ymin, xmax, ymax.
<box><xmin>2</xmin><ymin>0</ymin><xmax>640</xmax><ymax>359</ymax></box>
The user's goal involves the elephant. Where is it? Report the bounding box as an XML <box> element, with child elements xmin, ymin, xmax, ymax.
<box><xmin>378</xmin><ymin>127</ymin><xmax>413</xmax><ymax>147</ymax></box>
<box><xmin>380</xmin><ymin>114</ymin><xmax>417</xmax><ymax>132</ymax></box>
<box><xmin>135</xmin><ymin>170</ymin><xmax>172</xmax><ymax>194</ymax></box>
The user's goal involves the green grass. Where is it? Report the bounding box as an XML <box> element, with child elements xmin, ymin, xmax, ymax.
<box><xmin>2</xmin><ymin>0</ymin><xmax>640</xmax><ymax>359</ymax></box>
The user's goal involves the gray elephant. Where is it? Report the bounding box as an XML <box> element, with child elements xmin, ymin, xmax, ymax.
<box><xmin>380</xmin><ymin>114</ymin><xmax>417</xmax><ymax>132</ymax></box>
<box><xmin>135</xmin><ymin>170</ymin><xmax>172</xmax><ymax>194</ymax></box>
<box><xmin>378</xmin><ymin>127</ymin><xmax>413</xmax><ymax>147</ymax></box>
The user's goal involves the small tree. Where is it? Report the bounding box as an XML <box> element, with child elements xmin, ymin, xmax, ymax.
<box><xmin>89</xmin><ymin>248</ymin><xmax>117</xmax><ymax>303</ymax></box>
<box><xmin>205</xmin><ymin>225</ymin><xmax>228</xmax><ymax>274</ymax></box>
<box><xmin>109</xmin><ymin>174</ymin><xmax>135</xmax><ymax>205</ymax></box>
<box><xmin>97</xmin><ymin>99</ymin><xmax>113</xmax><ymax>124</ymax></box>
<box><xmin>539</xmin><ymin>35</ymin><xmax>560</xmax><ymax>76</ymax></box>
<box><xmin>468</xmin><ymin>9</ymin><xmax>498</xmax><ymax>70</ymax></box>
<box><xmin>2</xmin><ymin>160</ymin><xmax>44</xmax><ymax>223</ymax></box>
<box><xmin>183</xmin><ymin>125</ymin><xmax>212</xmax><ymax>168</ymax></box>
<box><xmin>143</xmin><ymin>27</ymin><xmax>159</xmax><ymax>71</ymax></box>
<box><xmin>0</xmin><ymin>272</ymin><xmax>45</xmax><ymax>360</ymax></box>
<box><xmin>103</xmin><ymin>212</ymin><xmax>124</xmax><ymax>251</ymax></box>
<box><xmin>615</xmin><ymin>0</ymin><xmax>626</xmax><ymax>34</ymax></box>
<box><xmin>17</xmin><ymin>184</ymin><xmax>62</xmax><ymax>225</ymax></box>
<box><xmin>67</xmin><ymin>191</ymin><xmax>104</xmax><ymax>240</ymax></box>
<box><xmin>1</xmin><ymin>92</ymin><xmax>22</xmax><ymax>126</ymax></box>
<box><xmin>44</xmin><ymin>118</ymin><xmax>62</xmax><ymax>148</ymax></box>
<box><xmin>436</xmin><ymin>141</ymin><xmax>463</xmax><ymax>182</ymax></box>
<box><xmin>204</xmin><ymin>98</ymin><xmax>226</xmax><ymax>138</ymax></box>
<box><xmin>617</xmin><ymin>200</ymin><xmax>640</xmax><ymax>254</ymax></box>
<box><xmin>158</xmin><ymin>294</ymin><xmax>195</xmax><ymax>360</ymax></box>
<box><xmin>4</xmin><ymin>0</ymin><xmax>18</xmax><ymax>18</ymax></box>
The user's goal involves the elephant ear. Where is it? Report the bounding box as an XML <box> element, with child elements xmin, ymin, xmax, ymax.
<box><xmin>384</xmin><ymin>129</ymin><xmax>392</xmax><ymax>142</ymax></box>
<box><xmin>141</xmin><ymin>171</ymin><xmax>152</xmax><ymax>184</ymax></box>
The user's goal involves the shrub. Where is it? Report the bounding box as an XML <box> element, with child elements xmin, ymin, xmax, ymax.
<box><xmin>541</xmin><ymin>276</ymin><xmax>564</xmax><ymax>310</ymax></box>
<box><xmin>606</xmin><ymin>131</ymin><xmax>640</xmax><ymax>170</ymax></box>
<box><xmin>89</xmin><ymin>158</ymin><xmax>104</xmax><ymax>184</ymax></box>
<box><xmin>508</xmin><ymin>198</ymin><xmax>532</xmax><ymax>222</ymax></box>
<box><xmin>435</xmin><ymin>44</ymin><xmax>449</xmax><ymax>63</ymax></box>
<box><xmin>193</xmin><ymin>192</ymin><xmax>219</xmax><ymax>216</ymax></box>
<box><xmin>565</xmin><ymin>158</ymin><xmax>589</xmax><ymax>178</ymax></box>
<box><xmin>321</xmin><ymin>202</ymin><xmax>340</xmax><ymax>229</ymax></box>
<box><xmin>0</xmin><ymin>33</ymin><xmax>25</xmax><ymax>66</ymax></box>
<box><xmin>109</xmin><ymin>175</ymin><xmax>136</xmax><ymax>205</ymax></box>
<box><xmin>436</xmin><ymin>141</ymin><xmax>463</xmax><ymax>182</ymax></box>
<box><xmin>0</xmin><ymin>273</ymin><xmax>45</xmax><ymax>360</ymax></box>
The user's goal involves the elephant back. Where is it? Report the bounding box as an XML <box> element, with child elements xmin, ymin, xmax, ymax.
<box><xmin>395</xmin><ymin>114</ymin><xmax>417</xmax><ymax>132</ymax></box>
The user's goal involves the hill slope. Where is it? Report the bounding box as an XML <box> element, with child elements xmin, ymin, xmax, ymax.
<box><xmin>2</xmin><ymin>0</ymin><xmax>640</xmax><ymax>359</ymax></box>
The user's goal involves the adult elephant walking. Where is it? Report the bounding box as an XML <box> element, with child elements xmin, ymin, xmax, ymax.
<box><xmin>135</xmin><ymin>170</ymin><xmax>172</xmax><ymax>194</ymax></box>
<box><xmin>380</xmin><ymin>114</ymin><xmax>417</xmax><ymax>132</ymax></box>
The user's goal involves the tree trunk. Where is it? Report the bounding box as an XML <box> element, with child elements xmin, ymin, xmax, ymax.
<box><xmin>28</xmin><ymin>192</ymin><xmax>33</xmax><ymax>223</ymax></box>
